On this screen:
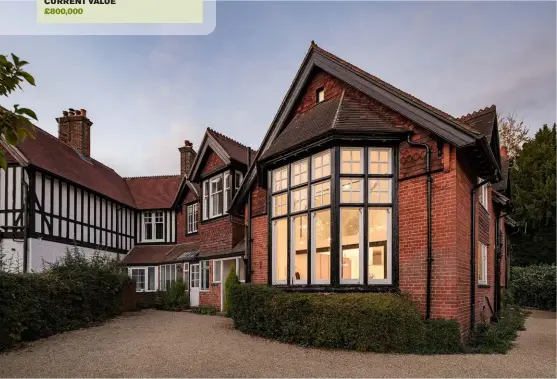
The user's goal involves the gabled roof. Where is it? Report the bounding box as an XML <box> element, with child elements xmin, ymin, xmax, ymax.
<box><xmin>3</xmin><ymin>125</ymin><xmax>137</xmax><ymax>207</ymax></box>
<box><xmin>260</xmin><ymin>91</ymin><xmax>409</xmax><ymax>161</ymax></box>
<box><xmin>171</xmin><ymin>177</ymin><xmax>200</xmax><ymax>209</ymax></box>
<box><xmin>125</xmin><ymin>175</ymin><xmax>182</xmax><ymax>209</ymax></box>
<box><xmin>458</xmin><ymin>105</ymin><xmax>497</xmax><ymax>141</ymax></box>
<box><xmin>230</xmin><ymin>42</ymin><xmax>501</xmax><ymax>214</ymax></box>
<box><xmin>188</xmin><ymin>127</ymin><xmax>255</xmax><ymax>182</ymax></box>
<box><xmin>122</xmin><ymin>242</ymin><xmax>200</xmax><ymax>265</ymax></box>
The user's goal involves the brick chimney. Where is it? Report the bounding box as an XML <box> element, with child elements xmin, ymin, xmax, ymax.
<box><xmin>56</xmin><ymin>108</ymin><xmax>93</xmax><ymax>158</ymax></box>
<box><xmin>500</xmin><ymin>146</ymin><xmax>508</xmax><ymax>158</ymax></box>
<box><xmin>179</xmin><ymin>140</ymin><xmax>196</xmax><ymax>177</ymax></box>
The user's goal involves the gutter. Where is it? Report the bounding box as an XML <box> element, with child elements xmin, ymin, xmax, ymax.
<box><xmin>406</xmin><ymin>134</ymin><xmax>433</xmax><ymax>320</ymax></box>
<box><xmin>246</xmin><ymin>149</ymin><xmax>252</xmax><ymax>283</ymax></box>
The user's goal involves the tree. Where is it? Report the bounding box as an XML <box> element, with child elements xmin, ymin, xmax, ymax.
<box><xmin>0</xmin><ymin>53</ymin><xmax>37</xmax><ymax>169</ymax></box>
<box><xmin>510</xmin><ymin>124</ymin><xmax>556</xmax><ymax>265</ymax></box>
<box><xmin>498</xmin><ymin>112</ymin><xmax>530</xmax><ymax>158</ymax></box>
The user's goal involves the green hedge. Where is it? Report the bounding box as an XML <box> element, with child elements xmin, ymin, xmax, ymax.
<box><xmin>229</xmin><ymin>284</ymin><xmax>462</xmax><ymax>354</ymax></box>
<box><xmin>510</xmin><ymin>264</ymin><xmax>556</xmax><ymax>310</ymax></box>
<box><xmin>475</xmin><ymin>307</ymin><xmax>527</xmax><ymax>353</ymax></box>
<box><xmin>0</xmin><ymin>250</ymin><xmax>131</xmax><ymax>351</ymax></box>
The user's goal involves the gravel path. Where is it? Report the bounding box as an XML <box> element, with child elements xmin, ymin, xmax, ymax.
<box><xmin>0</xmin><ymin>309</ymin><xmax>554</xmax><ymax>378</ymax></box>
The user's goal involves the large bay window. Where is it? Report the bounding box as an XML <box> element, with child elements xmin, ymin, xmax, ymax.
<box><xmin>143</xmin><ymin>211</ymin><xmax>164</xmax><ymax>242</ymax></box>
<box><xmin>270</xmin><ymin>146</ymin><xmax>394</xmax><ymax>287</ymax></box>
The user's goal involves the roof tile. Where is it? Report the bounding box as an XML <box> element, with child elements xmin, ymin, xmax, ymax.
<box><xmin>125</xmin><ymin>175</ymin><xmax>181</xmax><ymax>209</ymax></box>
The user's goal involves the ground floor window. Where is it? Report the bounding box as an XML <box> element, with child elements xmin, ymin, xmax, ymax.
<box><xmin>478</xmin><ymin>242</ymin><xmax>488</xmax><ymax>285</ymax></box>
<box><xmin>129</xmin><ymin>266</ymin><xmax>157</xmax><ymax>292</ymax></box>
<box><xmin>201</xmin><ymin>261</ymin><xmax>210</xmax><ymax>290</ymax></box>
<box><xmin>160</xmin><ymin>263</ymin><xmax>181</xmax><ymax>291</ymax></box>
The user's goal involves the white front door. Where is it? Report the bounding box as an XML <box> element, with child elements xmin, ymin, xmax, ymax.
<box><xmin>190</xmin><ymin>263</ymin><xmax>200</xmax><ymax>307</ymax></box>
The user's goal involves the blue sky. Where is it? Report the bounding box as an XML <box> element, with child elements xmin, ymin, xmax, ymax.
<box><xmin>0</xmin><ymin>1</ymin><xmax>555</xmax><ymax>176</ymax></box>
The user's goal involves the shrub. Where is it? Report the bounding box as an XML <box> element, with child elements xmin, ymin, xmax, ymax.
<box><xmin>229</xmin><ymin>284</ymin><xmax>462</xmax><ymax>354</ymax></box>
<box><xmin>510</xmin><ymin>264</ymin><xmax>556</xmax><ymax>310</ymax></box>
<box><xmin>191</xmin><ymin>305</ymin><xmax>217</xmax><ymax>315</ymax></box>
<box><xmin>160</xmin><ymin>279</ymin><xmax>189</xmax><ymax>311</ymax></box>
<box><xmin>474</xmin><ymin>308</ymin><xmax>527</xmax><ymax>353</ymax></box>
<box><xmin>0</xmin><ymin>249</ymin><xmax>131</xmax><ymax>351</ymax></box>
<box><xmin>223</xmin><ymin>263</ymin><xmax>239</xmax><ymax>317</ymax></box>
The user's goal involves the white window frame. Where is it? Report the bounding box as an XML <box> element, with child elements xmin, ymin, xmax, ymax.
<box><xmin>339</xmin><ymin>207</ymin><xmax>364</xmax><ymax>285</ymax></box>
<box><xmin>273</xmin><ymin>166</ymin><xmax>288</xmax><ymax>193</ymax></box>
<box><xmin>340</xmin><ymin>147</ymin><xmax>363</xmax><ymax>174</ymax></box>
<box><xmin>202</xmin><ymin>180</ymin><xmax>209</xmax><ymax>220</ymax></box>
<box><xmin>200</xmin><ymin>260</ymin><xmax>210</xmax><ymax>291</ymax></box>
<box><xmin>142</xmin><ymin>211</ymin><xmax>165</xmax><ymax>242</ymax></box>
<box><xmin>235</xmin><ymin>257</ymin><xmax>246</xmax><ymax>283</ymax></box>
<box><xmin>235</xmin><ymin>171</ymin><xmax>244</xmax><ymax>191</ymax></box>
<box><xmin>183</xmin><ymin>263</ymin><xmax>190</xmax><ymax>290</ymax></box>
<box><xmin>213</xmin><ymin>260</ymin><xmax>222</xmax><ymax>283</ymax></box>
<box><xmin>209</xmin><ymin>175</ymin><xmax>223</xmax><ymax>218</ymax></box>
<box><xmin>272</xmin><ymin>193</ymin><xmax>288</xmax><ymax>217</ymax></box>
<box><xmin>186</xmin><ymin>203</ymin><xmax>198</xmax><ymax>234</ymax></box>
<box><xmin>368</xmin><ymin>208</ymin><xmax>392</xmax><ymax>285</ymax></box>
<box><xmin>291</xmin><ymin>187</ymin><xmax>308</xmax><ymax>213</ymax></box>
<box><xmin>368</xmin><ymin>178</ymin><xmax>392</xmax><ymax>204</ymax></box>
<box><xmin>340</xmin><ymin>178</ymin><xmax>364</xmax><ymax>204</ymax></box>
<box><xmin>312</xmin><ymin>150</ymin><xmax>331</xmax><ymax>180</ymax></box>
<box><xmin>160</xmin><ymin>263</ymin><xmax>181</xmax><ymax>291</ymax></box>
<box><xmin>272</xmin><ymin>218</ymin><xmax>288</xmax><ymax>285</ymax></box>
<box><xmin>291</xmin><ymin>158</ymin><xmax>308</xmax><ymax>186</ymax></box>
<box><xmin>290</xmin><ymin>215</ymin><xmax>308</xmax><ymax>285</ymax></box>
<box><xmin>128</xmin><ymin>266</ymin><xmax>158</xmax><ymax>292</ymax></box>
<box><xmin>478</xmin><ymin>179</ymin><xmax>488</xmax><ymax>210</ymax></box>
<box><xmin>311</xmin><ymin>210</ymin><xmax>331</xmax><ymax>285</ymax></box>
<box><xmin>369</xmin><ymin>147</ymin><xmax>392</xmax><ymax>175</ymax></box>
<box><xmin>478</xmin><ymin>242</ymin><xmax>488</xmax><ymax>285</ymax></box>
<box><xmin>224</xmin><ymin>171</ymin><xmax>231</xmax><ymax>212</ymax></box>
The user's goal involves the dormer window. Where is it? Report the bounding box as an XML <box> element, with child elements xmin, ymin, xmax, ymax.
<box><xmin>202</xmin><ymin>169</ymin><xmax>245</xmax><ymax>221</ymax></box>
<box><xmin>316</xmin><ymin>87</ymin><xmax>325</xmax><ymax>103</ymax></box>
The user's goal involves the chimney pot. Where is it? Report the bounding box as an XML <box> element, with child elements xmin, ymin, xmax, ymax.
<box><xmin>500</xmin><ymin>146</ymin><xmax>508</xmax><ymax>157</ymax></box>
<box><xmin>184</xmin><ymin>140</ymin><xmax>192</xmax><ymax>147</ymax></box>
<box><xmin>63</xmin><ymin>111</ymin><xmax>69</xmax><ymax>117</ymax></box>
<box><xmin>57</xmin><ymin>108</ymin><xmax>93</xmax><ymax>158</ymax></box>
<box><xmin>179</xmin><ymin>141</ymin><xmax>196</xmax><ymax>177</ymax></box>
<box><xmin>80</xmin><ymin>109</ymin><xmax>87</xmax><ymax>117</ymax></box>
<box><xmin>75</xmin><ymin>110</ymin><xmax>81</xmax><ymax>116</ymax></box>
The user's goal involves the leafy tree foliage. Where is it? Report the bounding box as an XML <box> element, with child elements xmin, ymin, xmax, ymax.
<box><xmin>498</xmin><ymin>112</ymin><xmax>530</xmax><ymax>158</ymax></box>
<box><xmin>510</xmin><ymin>124</ymin><xmax>556</xmax><ymax>265</ymax></box>
<box><xmin>0</xmin><ymin>54</ymin><xmax>37</xmax><ymax>169</ymax></box>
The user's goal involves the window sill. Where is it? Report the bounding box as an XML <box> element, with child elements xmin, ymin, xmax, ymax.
<box><xmin>185</xmin><ymin>231</ymin><xmax>199</xmax><ymax>236</ymax></box>
<box><xmin>273</xmin><ymin>284</ymin><xmax>398</xmax><ymax>293</ymax></box>
<box><xmin>478</xmin><ymin>283</ymin><xmax>490</xmax><ymax>288</ymax></box>
<box><xmin>201</xmin><ymin>214</ymin><xmax>229</xmax><ymax>224</ymax></box>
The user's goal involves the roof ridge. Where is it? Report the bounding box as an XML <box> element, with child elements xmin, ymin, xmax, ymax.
<box><xmin>124</xmin><ymin>174</ymin><xmax>180</xmax><ymax>180</ymax></box>
<box><xmin>457</xmin><ymin>105</ymin><xmax>497</xmax><ymax>121</ymax></box>
<box><xmin>207</xmin><ymin>127</ymin><xmax>252</xmax><ymax>151</ymax></box>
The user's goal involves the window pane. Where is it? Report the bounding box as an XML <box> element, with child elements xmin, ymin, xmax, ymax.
<box><xmin>291</xmin><ymin>187</ymin><xmax>308</xmax><ymax>212</ymax></box>
<box><xmin>132</xmin><ymin>269</ymin><xmax>145</xmax><ymax>291</ymax></box>
<box><xmin>369</xmin><ymin>148</ymin><xmax>391</xmax><ymax>174</ymax></box>
<box><xmin>273</xmin><ymin>166</ymin><xmax>288</xmax><ymax>192</ymax></box>
<box><xmin>312</xmin><ymin>150</ymin><xmax>331</xmax><ymax>179</ymax></box>
<box><xmin>213</xmin><ymin>260</ymin><xmax>222</xmax><ymax>282</ymax></box>
<box><xmin>201</xmin><ymin>261</ymin><xmax>210</xmax><ymax>289</ymax></box>
<box><xmin>272</xmin><ymin>193</ymin><xmax>288</xmax><ymax>217</ymax></box>
<box><xmin>340</xmin><ymin>148</ymin><xmax>363</xmax><ymax>174</ymax></box>
<box><xmin>312</xmin><ymin>180</ymin><xmax>330</xmax><ymax>208</ymax></box>
<box><xmin>145</xmin><ymin>223</ymin><xmax>153</xmax><ymax>240</ymax></box>
<box><xmin>368</xmin><ymin>209</ymin><xmax>389</xmax><ymax>281</ymax></box>
<box><xmin>340</xmin><ymin>208</ymin><xmax>362</xmax><ymax>283</ymax></box>
<box><xmin>237</xmin><ymin>259</ymin><xmax>246</xmax><ymax>281</ymax></box>
<box><xmin>147</xmin><ymin>267</ymin><xmax>156</xmax><ymax>291</ymax></box>
<box><xmin>291</xmin><ymin>215</ymin><xmax>308</xmax><ymax>284</ymax></box>
<box><xmin>313</xmin><ymin>210</ymin><xmax>330</xmax><ymax>284</ymax></box>
<box><xmin>369</xmin><ymin>178</ymin><xmax>391</xmax><ymax>204</ymax></box>
<box><xmin>341</xmin><ymin>178</ymin><xmax>363</xmax><ymax>203</ymax></box>
<box><xmin>155</xmin><ymin>223</ymin><xmax>164</xmax><ymax>240</ymax></box>
<box><xmin>291</xmin><ymin>159</ymin><xmax>308</xmax><ymax>186</ymax></box>
<box><xmin>273</xmin><ymin>218</ymin><xmax>288</xmax><ymax>284</ymax></box>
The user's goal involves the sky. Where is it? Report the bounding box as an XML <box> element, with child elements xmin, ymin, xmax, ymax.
<box><xmin>0</xmin><ymin>1</ymin><xmax>555</xmax><ymax>177</ymax></box>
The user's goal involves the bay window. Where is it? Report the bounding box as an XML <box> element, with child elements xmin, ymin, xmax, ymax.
<box><xmin>270</xmin><ymin>146</ymin><xmax>394</xmax><ymax>287</ymax></box>
<box><xmin>129</xmin><ymin>266</ymin><xmax>157</xmax><ymax>292</ymax></box>
<box><xmin>160</xmin><ymin>263</ymin><xmax>181</xmax><ymax>291</ymax></box>
<box><xmin>143</xmin><ymin>211</ymin><xmax>164</xmax><ymax>242</ymax></box>
<box><xmin>202</xmin><ymin>170</ymin><xmax>246</xmax><ymax>220</ymax></box>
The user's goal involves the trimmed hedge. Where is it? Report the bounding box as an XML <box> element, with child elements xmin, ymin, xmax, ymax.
<box><xmin>0</xmin><ymin>250</ymin><xmax>132</xmax><ymax>351</ymax></box>
<box><xmin>229</xmin><ymin>284</ymin><xmax>462</xmax><ymax>354</ymax></box>
<box><xmin>509</xmin><ymin>264</ymin><xmax>556</xmax><ymax>310</ymax></box>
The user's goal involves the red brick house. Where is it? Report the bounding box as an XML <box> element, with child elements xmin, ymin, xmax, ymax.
<box><xmin>228</xmin><ymin>43</ymin><xmax>516</xmax><ymax>337</ymax></box>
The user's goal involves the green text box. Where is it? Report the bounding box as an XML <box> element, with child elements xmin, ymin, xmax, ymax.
<box><xmin>38</xmin><ymin>0</ymin><xmax>203</xmax><ymax>24</ymax></box>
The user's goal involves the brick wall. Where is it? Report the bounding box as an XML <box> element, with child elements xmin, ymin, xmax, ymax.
<box><xmin>200</xmin><ymin>262</ymin><xmax>221</xmax><ymax>308</ymax></box>
<box><xmin>201</xmin><ymin>150</ymin><xmax>225</xmax><ymax>175</ymax></box>
<box><xmin>250</xmin><ymin>215</ymin><xmax>268</xmax><ymax>284</ymax></box>
<box><xmin>176</xmin><ymin>190</ymin><xmax>200</xmax><ymax>244</ymax></box>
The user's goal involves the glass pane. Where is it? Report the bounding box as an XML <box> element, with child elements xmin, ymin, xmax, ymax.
<box><xmin>292</xmin><ymin>215</ymin><xmax>308</xmax><ymax>283</ymax></box>
<box><xmin>340</xmin><ymin>148</ymin><xmax>362</xmax><ymax>174</ymax></box>
<box><xmin>132</xmin><ymin>269</ymin><xmax>145</xmax><ymax>291</ymax></box>
<box><xmin>340</xmin><ymin>208</ymin><xmax>361</xmax><ymax>282</ymax></box>
<box><xmin>273</xmin><ymin>167</ymin><xmax>288</xmax><ymax>192</ymax></box>
<box><xmin>148</xmin><ymin>267</ymin><xmax>156</xmax><ymax>291</ymax></box>
<box><xmin>274</xmin><ymin>218</ymin><xmax>288</xmax><ymax>283</ymax></box>
<box><xmin>369</xmin><ymin>178</ymin><xmax>391</xmax><ymax>204</ymax></box>
<box><xmin>155</xmin><ymin>223</ymin><xmax>164</xmax><ymax>240</ymax></box>
<box><xmin>238</xmin><ymin>259</ymin><xmax>246</xmax><ymax>281</ymax></box>
<box><xmin>145</xmin><ymin>224</ymin><xmax>153</xmax><ymax>240</ymax></box>
<box><xmin>369</xmin><ymin>148</ymin><xmax>391</xmax><ymax>174</ymax></box>
<box><xmin>341</xmin><ymin>178</ymin><xmax>362</xmax><ymax>203</ymax></box>
<box><xmin>368</xmin><ymin>209</ymin><xmax>389</xmax><ymax>281</ymax></box>
<box><xmin>273</xmin><ymin>194</ymin><xmax>287</xmax><ymax>217</ymax></box>
<box><xmin>161</xmin><ymin>266</ymin><xmax>166</xmax><ymax>291</ymax></box>
<box><xmin>313</xmin><ymin>210</ymin><xmax>331</xmax><ymax>283</ymax></box>
<box><xmin>312</xmin><ymin>180</ymin><xmax>330</xmax><ymax>208</ymax></box>
<box><xmin>291</xmin><ymin>187</ymin><xmax>308</xmax><ymax>212</ymax></box>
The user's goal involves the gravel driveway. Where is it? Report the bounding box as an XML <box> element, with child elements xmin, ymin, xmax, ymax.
<box><xmin>0</xmin><ymin>309</ymin><xmax>554</xmax><ymax>378</ymax></box>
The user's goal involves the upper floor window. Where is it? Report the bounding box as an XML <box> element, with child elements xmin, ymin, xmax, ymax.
<box><xmin>143</xmin><ymin>211</ymin><xmax>164</xmax><ymax>242</ymax></box>
<box><xmin>291</xmin><ymin>159</ymin><xmax>308</xmax><ymax>186</ymax></box>
<box><xmin>273</xmin><ymin>166</ymin><xmax>288</xmax><ymax>192</ymax></box>
<box><xmin>235</xmin><ymin>171</ymin><xmax>244</xmax><ymax>191</ymax></box>
<box><xmin>478</xmin><ymin>179</ymin><xmax>488</xmax><ymax>210</ymax></box>
<box><xmin>312</xmin><ymin>150</ymin><xmax>331</xmax><ymax>180</ymax></box>
<box><xmin>202</xmin><ymin>169</ymin><xmax>245</xmax><ymax>221</ymax></box>
<box><xmin>224</xmin><ymin>172</ymin><xmax>231</xmax><ymax>213</ymax></box>
<box><xmin>316</xmin><ymin>87</ymin><xmax>325</xmax><ymax>103</ymax></box>
<box><xmin>341</xmin><ymin>148</ymin><xmax>363</xmax><ymax>174</ymax></box>
<box><xmin>186</xmin><ymin>203</ymin><xmax>198</xmax><ymax>234</ymax></box>
<box><xmin>202</xmin><ymin>181</ymin><xmax>209</xmax><ymax>220</ymax></box>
